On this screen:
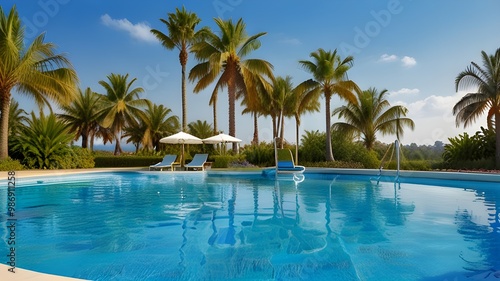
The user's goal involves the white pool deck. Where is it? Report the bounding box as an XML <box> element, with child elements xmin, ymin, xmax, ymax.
<box><xmin>1</xmin><ymin>167</ymin><xmax>500</xmax><ymax>280</ymax></box>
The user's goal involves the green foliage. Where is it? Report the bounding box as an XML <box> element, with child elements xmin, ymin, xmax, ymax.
<box><xmin>0</xmin><ymin>158</ymin><xmax>24</xmax><ymax>171</ymax></box>
<box><xmin>211</xmin><ymin>155</ymin><xmax>244</xmax><ymax>168</ymax></box>
<box><xmin>443</xmin><ymin>127</ymin><xmax>495</xmax><ymax>169</ymax></box>
<box><xmin>53</xmin><ymin>146</ymin><xmax>95</xmax><ymax>169</ymax></box>
<box><xmin>94</xmin><ymin>155</ymin><xmax>162</xmax><ymax>167</ymax></box>
<box><xmin>12</xmin><ymin>112</ymin><xmax>74</xmax><ymax>169</ymax></box>
<box><xmin>242</xmin><ymin>142</ymin><xmax>274</xmax><ymax>167</ymax></box>
<box><xmin>299</xmin><ymin>130</ymin><xmax>326</xmax><ymax>162</ymax></box>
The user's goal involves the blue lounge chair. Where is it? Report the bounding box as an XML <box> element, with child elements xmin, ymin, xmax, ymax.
<box><xmin>185</xmin><ymin>154</ymin><xmax>209</xmax><ymax>171</ymax></box>
<box><xmin>276</xmin><ymin>149</ymin><xmax>305</xmax><ymax>174</ymax></box>
<box><xmin>149</xmin><ymin>154</ymin><xmax>179</xmax><ymax>171</ymax></box>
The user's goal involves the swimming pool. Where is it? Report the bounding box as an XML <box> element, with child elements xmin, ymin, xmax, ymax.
<box><xmin>1</xmin><ymin>170</ymin><xmax>499</xmax><ymax>280</ymax></box>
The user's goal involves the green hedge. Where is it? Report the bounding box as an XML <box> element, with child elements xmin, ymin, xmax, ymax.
<box><xmin>94</xmin><ymin>156</ymin><xmax>163</xmax><ymax>168</ymax></box>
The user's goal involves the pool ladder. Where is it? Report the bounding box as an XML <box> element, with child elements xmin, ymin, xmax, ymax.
<box><xmin>376</xmin><ymin>139</ymin><xmax>401</xmax><ymax>185</ymax></box>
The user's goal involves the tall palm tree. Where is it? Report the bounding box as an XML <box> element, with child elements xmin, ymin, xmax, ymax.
<box><xmin>0</xmin><ymin>6</ymin><xmax>78</xmax><ymax>159</ymax></box>
<box><xmin>151</xmin><ymin>6</ymin><xmax>205</xmax><ymax>132</ymax></box>
<box><xmin>97</xmin><ymin>73</ymin><xmax>150</xmax><ymax>155</ymax></box>
<box><xmin>289</xmin><ymin>83</ymin><xmax>321</xmax><ymax>164</ymax></box>
<box><xmin>189</xmin><ymin>18</ymin><xmax>274</xmax><ymax>152</ymax></box>
<box><xmin>239</xmin><ymin>75</ymin><xmax>272</xmax><ymax>145</ymax></box>
<box><xmin>58</xmin><ymin>87</ymin><xmax>102</xmax><ymax>149</ymax></box>
<box><xmin>141</xmin><ymin>103</ymin><xmax>180</xmax><ymax>151</ymax></box>
<box><xmin>332</xmin><ymin>87</ymin><xmax>415</xmax><ymax>150</ymax></box>
<box><xmin>298</xmin><ymin>48</ymin><xmax>359</xmax><ymax>161</ymax></box>
<box><xmin>454</xmin><ymin>48</ymin><xmax>500</xmax><ymax>168</ymax></box>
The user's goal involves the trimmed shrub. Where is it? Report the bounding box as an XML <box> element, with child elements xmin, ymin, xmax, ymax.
<box><xmin>0</xmin><ymin>158</ymin><xmax>25</xmax><ymax>171</ymax></box>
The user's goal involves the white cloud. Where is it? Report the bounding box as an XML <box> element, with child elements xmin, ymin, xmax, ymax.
<box><xmin>401</xmin><ymin>56</ymin><xmax>417</xmax><ymax>67</ymax></box>
<box><xmin>389</xmin><ymin>88</ymin><xmax>420</xmax><ymax>96</ymax></box>
<box><xmin>379</xmin><ymin>53</ymin><xmax>398</xmax><ymax>62</ymax></box>
<box><xmin>101</xmin><ymin>14</ymin><xmax>156</xmax><ymax>43</ymax></box>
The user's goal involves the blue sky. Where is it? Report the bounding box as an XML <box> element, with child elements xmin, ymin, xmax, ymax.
<box><xmin>5</xmin><ymin>0</ymin><xmax>500</xmax><ymax>148</ymax></box>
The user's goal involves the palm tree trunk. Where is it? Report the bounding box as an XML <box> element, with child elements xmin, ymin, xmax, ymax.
<box><xmin>295</xmin><ymin>116</ymin><xmax>300</xmax><ymax>165</ymax></box>
<box><xmin>213</xmin><ymin>101</ymin><xmax>218</xmax><ymax>135</ymax></box>
<box><xmin>496</xmin><ymin>112</ymin><xmax>500</xmax><ymax>169</ymax></box>
<box><xmin>89</xmin><ymin>129</ymin><xmax>95</xmax><ymax>152</ymax></box>
<box><xmin>279</xmin><ymin>113</ymin><xmax>285</xmax><ymax>149</ymax></box>
<box><xmin>228</xmin><ymin>79</ymin><xmax>237</xmax><ymax>152</ymax></box>
<box><xmin>252</xmin><ymin>113</ymin><xmax>259</xmax><ymax>144</ymax></box>
<box><xmin>0</xmin><ymin>95</ymin><xmax>10</xmax><ymax>159</ymax></box>
<box><xmin>181</xmin><ymin>62</ymin><xmax>187</xmax><ymax>132</ymax></box>
<box><xmin>114</xmin><ymin>132</ymin><xmax>122</xmax><ymax>155</ymax></box>
<box><xmin>325</xmin><ymin>93</ymin><xmax>335</xmax><ymax>161</ymax></box>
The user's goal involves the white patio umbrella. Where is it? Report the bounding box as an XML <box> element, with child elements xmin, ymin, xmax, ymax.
<box><xmin>160</xmin><ymin>131</ymin><xmax>203</xmax><ymax>166</ymax></box>
<box><xmin>202</xmin><ymin>133</ymin><xmax>242</xmax><ymax>144</ymax></box>
<box><xmin>203</xmin><ymin>133</ymin><xmax>242</xmax><ymax>154</ymax></box>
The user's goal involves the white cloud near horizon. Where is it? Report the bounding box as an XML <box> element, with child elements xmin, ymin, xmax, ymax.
<box><xmin>401</xmin><ymin>56</ymin><xmax>417</xmax><ymax>67</ymax></box>
<box><xmin>279</xmin><ymin>37</ymin><xmax>302</xmax><ymax>45</ymax></box>
<box><xmin>389</xmin><ymin>88</ymin><xmax>420</xmax><ymax>96</ymax></box>
<box><xmin>101</xmin><ymin>14</ymin><xmax>156</xmax><ymax>43</ymax></box>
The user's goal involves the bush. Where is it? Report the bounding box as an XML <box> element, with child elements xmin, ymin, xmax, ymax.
<box><xmin>55</xmin><ymin>146</ymin><xmax>95</xmax><ymax>169</ymax></box>
<box><xmin>11</xmin><ymin>112</ymin><xmax>75</xmax><ymax>169</ymax></box>
<box><xmin>442</xmin><ymin>127</ymin><xmax>495</xmax><ymax>169</ymax></box>
<box><xmin>242</xmin><ymin>142</ymin><xmax>274</xmax><ymax>167</ymax></box>
<box><xmin>0</xmin><ymin>158</ymin><xmax>25</xmax><ymax>171</ymax></box>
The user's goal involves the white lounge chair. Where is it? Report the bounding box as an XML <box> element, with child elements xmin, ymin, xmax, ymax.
<box><xmin>149</xmin><ymin>154</ymin><xmax>179</xmax><ymax>171</ymax></box>
<box><xmin>184</xmin><ymin>154</ymin><xmax>209</xmax><ymax>171</ymax></box>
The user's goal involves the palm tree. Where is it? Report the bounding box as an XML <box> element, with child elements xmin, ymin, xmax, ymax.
<box><xmin>188</xmin><ymin>120</ymin><xmax>213</xmax><ymax>139</ymax></box>
<box><xmin>141</xmin><ymin>103</ymin><xmax>180</xmax><ymax>151</ymax></box>
<box><xmin>97</xmin><ymin>73</ymin><xmax>150</xmax><ymax>155</ymax></box>
<box><xmin>58</xmin><ymin>88</ymin><xmax>102</xmax><ymax>149</ymax></box>
<box><xmin>332</xmin><ymin>87</ymin><xmax>415</xmax><ymax>150</ymax></box>
<box><xmin>239</xmin><ymin>75</ymin><xmax>272</xmax><ymax>145</ymax></box>
<box><xmin>0</xmin><ymin>6</ymin><xmax>78</xmax><ymax>159</ymax></box>
<box><xmin>454</xmin><ymin>48</ymin><xmax>500</xmax><ymax>168</ymax></box>
<box><xmin>289</xmin><ymin>83</ymin><xmax>321</xmax><ymax>164</ymax></box>
<box><xmin>298</xmin><ymin>48</ymin><xmax>359</xmax><ymax>161</ymax></box>
<box><xmin>189</xmin><ymin>18</ymin><xmax>274</xmax><ymax>152</ymax></box>
<box><xmin>151</xmin><ymin>6</ymin><xmax>205</xmax><ymax>132</ymax></box>
<box><xmin>8</xmin><ymin>99</ymin><xmax>29</xmax><ymax>137</ymax></box>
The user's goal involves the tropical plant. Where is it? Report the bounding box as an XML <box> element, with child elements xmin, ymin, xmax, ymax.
<box><xmin>299</xmin><ymin>130</ymin><xmax>326</xmax><ymax>163</ymax></box>
<box><xmin>8</xmin><ymin>98</ymin><xmax>29</xmax><ymax>136</ymax></box>
<box><xmin>454</xmin><ymin>47</ymin><xmax>500</xmax><ymax>168</ymax></box>
<box><xmin>443</xmin><ymin>127</ymin><xmax>495</xmax><ymax>166</ymax></box>
<box><xmin>189</xmin><ymin>18</ymin><xmax>274</xmax><ymax>152</ymax></box>
<box><xmin>58</xmin><ymin>87</ymin><xmax>102</xmax><ymax>149</ymax></box>
<box><xmin>97</xmin><ymin>73</ymin><xmax>150</xmax><ymax>155</ymax></box>
<box><xmin>298</xmin><ymin>48</ymin><xmax>359</xmax><ymax>161</ymax></box>
<box><xmin>12</xmin><ymin>112</ymin><xmax>74</xmax><ymax>169</ymax></box>
<box><xmin>264</xmin><ymin>76</ymin><xmax>295</xmax><ymax>147</ymax></box>
<box><xmin>141</xmin><ymin>103</ymin><xmax>180</xmax><ymax>151</ymax></box>
<box><xmin>0</xmin><ymin>6</ymin><xmax>78</xmax><ymax>159</ymax></box>
<box><xmin>188</xmin><ymin>120</ymin><xmax>213</xmax><ymax>139</ymax></box>
<box><xmin>332</xmin><ymin>87</ymin><xmax>415</xmax><ymax>150</ymax></box>
<box><xmin>151</xmin><ymin>6</ymin><xmax>205</xmax><ymax>131</ymax></box>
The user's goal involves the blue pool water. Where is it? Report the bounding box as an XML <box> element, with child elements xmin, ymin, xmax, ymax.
<box><xmin>1</xmin><ymin>171</ymin><xmax>499</xmax><ymax>280</ymax></box>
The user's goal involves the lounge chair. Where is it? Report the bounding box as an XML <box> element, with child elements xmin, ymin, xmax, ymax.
<box><xmin>276</xmin><ymin>149</ymin><xmax>305</xmax><ymax>174</ymax></box>
<box><xmin>184</xmin><ymin>153</ymin><xmax>209</xmax><ymax>171</ymax></box>
<box><xmin>149</xmin><ymin>154</ymin><xmax>179</xmax><ymax>171</ymax></box>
